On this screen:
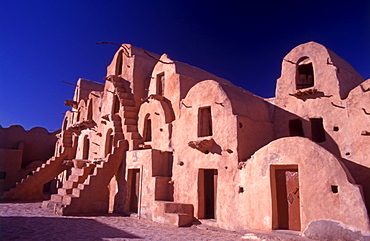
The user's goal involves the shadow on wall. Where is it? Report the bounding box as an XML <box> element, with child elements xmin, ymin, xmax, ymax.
<box><xmin>274</xmin><ymin>105</ymin><xmax>370</xmax><ymax>216</ymax></box>
<box><xmin>0</xmin><ymin>216</ymin><xmax>142</xmax><ymax>240</ymax></box>
<box><xmin>340</xmin><ymin>158</ymin><xmax>370</xmax><ymax>215</ymax></box>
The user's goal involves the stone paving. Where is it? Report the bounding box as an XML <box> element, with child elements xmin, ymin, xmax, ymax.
<box><xmin>0</xmin><ymin>202</ymin><xmax>244</xmax><ymax>241</ymax></box>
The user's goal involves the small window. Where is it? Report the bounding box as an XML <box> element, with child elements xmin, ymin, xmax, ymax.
<box><xmin>144</xmin><ymin>114</ymin><xmax>152</xmax><ymax>142</ymax></box>
<box><xmin>115</xmin><ymin>50</ymin><xmax>123</xmax><ymax>75</ymax></box>
<box><xmin>0</xmin><ymin>172</ymin><xmax>6</xmax><ymax>179</ymax></box>
<box><xmin>331</xmin><ymin>185</ymin><xmax>338</xmax><ymax>193</ymax></box>
<box><xmin>198</xmin><ymin>107</ymin><xmax>213</xmax><ymax>137</ymax></box>
<box><xmin>289</xmin><ymin>119</ymin><xmax>304</xmax><ymax>137</ymax></box>
<box><xmin>311</xmin><ymin>118</ymin><xmax>326</xmax><ymax>142</ymax></box>
<box><xmin>156</xmin><ymin>72</ymin><xmax>165</xmax><ymax>95</ymax></box>
<box><xmin>296</xmin><ymin>57</ymin><xmax>314</xmax><ymax>89</ymax></box>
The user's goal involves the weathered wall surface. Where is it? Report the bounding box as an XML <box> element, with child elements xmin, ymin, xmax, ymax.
<box><xmin>0</xmin><ymin>125</ymin><xmax>59</xmax><ymax>192</ymax></box>
<box><xmin>272</xmin><ymin>42</ymin><xmax>370</xmax><ymax>222</ymax></box>
<box><xmin>9</xmin><ymin>42</ymin><xmax>369</xmax><ymax>237</ymax></box>
<box><xmin>240</xmin><ymin>137</ymin><xmax>369</xmax><ymax>234</ymax></box>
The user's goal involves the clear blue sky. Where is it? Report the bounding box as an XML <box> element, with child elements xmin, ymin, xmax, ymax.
<box><xmin>1</xmin><ymin>1</ymin><xmax>369</xmax><ymax>132</ymax></box>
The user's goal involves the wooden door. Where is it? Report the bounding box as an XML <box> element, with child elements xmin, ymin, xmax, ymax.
<box><xmin>276</xmin><ymin>169</ymin><xmax>301</xmax><ymax>231</ymax></box>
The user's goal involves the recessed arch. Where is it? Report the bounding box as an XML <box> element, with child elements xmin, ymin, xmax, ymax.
<box><xmin>82</xmin><ymin>135</ymin><xmax>90</xmax><ymax>159</ymax></box>
<box><xmin>87</xmin><ymin>99</ymin><xmax>93</xmax><ymax>120</ymax></box>
<box><xmin>143</xmin><ymin>113</ymin><xmax>152</xmax><ymax>142</ymax></box>
<box><xmin>115</xmin><ymin>50</ymin><xmax>123</xmax><ymax>75</ymax></box>
<box><xmin>105</xmin><ymin>129</ymin><xmax>114</xmax><ymax>157</ymax></box>
<box><xmin>62</xmin><ymin>117</ymin><xmax>68</xmax><ymax>130</ymax></box>
<box><xmin>296</xmin><ymin>57</ymin><xmax>314</xmax><ymax>89</ymax></box>
<box><xmin>112</xmin><ymin>94</ymin><xmax>120</xmax><ymax>114</ymax></box>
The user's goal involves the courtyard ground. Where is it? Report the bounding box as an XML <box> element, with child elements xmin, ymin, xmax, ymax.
<box><xmin>0</xmin><ymin>202</ymin><xmax>310</xmax><ymax>240</ymax></box>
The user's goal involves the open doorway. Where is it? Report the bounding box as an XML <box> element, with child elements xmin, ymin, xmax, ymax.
<box><xmin>128</xmin><ymin>169</ymin><xmax>140</xmax><ymax>213</ymax></box>
<box><xmin>198</xmin><ymin>169</ymin><xmax>218</xmax><ymax>219</ymax></box>
<box><xmin>271</xmin><ymin>165</ymin><xmax>301</xmax><ymax>231</ymax></box>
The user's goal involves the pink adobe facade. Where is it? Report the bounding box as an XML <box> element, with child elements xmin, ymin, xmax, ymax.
<box><xmin>2</xmin><ymin>42</ymin><xmax>370</xmax><ymax>239</ymax></box>
<box><xmin>0</xmin><ymin>125</ymin><xmax>58</xmax><ymax>195</ymax></box>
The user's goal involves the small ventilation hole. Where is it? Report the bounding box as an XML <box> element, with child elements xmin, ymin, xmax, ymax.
<box><xmin>331</xmin><ymin>185</ymin><xmax>338</xmax><ymax>193</ymax></box>
<box><xmin>238</xmin><ymin>186</ymin><xmax>244</xmax><ymax>193</ymax></box>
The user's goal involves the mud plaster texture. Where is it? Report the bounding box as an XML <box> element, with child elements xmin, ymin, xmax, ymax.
<box><xmin>2</xmin><ymin>42</ymin><xmax>370</xmax><ymax>240</ymax></box>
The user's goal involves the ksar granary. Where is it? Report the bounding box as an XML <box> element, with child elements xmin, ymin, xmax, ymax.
<box><xmin>2</xmin><ymin>42</ymin><xmax>370</xmax><ymax>238</ymax></box>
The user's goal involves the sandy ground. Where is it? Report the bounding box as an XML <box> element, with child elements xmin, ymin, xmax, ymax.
<box><xmin>0</xmin><ymin>202</ymin><xmax>243</xmax><ymax>241</ymax></box>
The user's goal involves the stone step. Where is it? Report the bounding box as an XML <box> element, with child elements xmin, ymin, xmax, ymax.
<box><xmin>71</xmin><ymin>167</ymin><xmax>84</xmax><ymax>176</ymax></box>
<box><xmin>122</xmin><ymin>125</ymin><xmax>138</xmax><ymax>132</ymax></box>
<box><xmin>164</xmin><ymin>202</ymin><xmax>194</xmax><ymax>215</ymax></box>
<box><xmin>120</xmin><ymin>99</ymin><xmax>135</xmax><ymax>106</ymax></box>
<box><xmin>123</xmin><ymin>118</ymin><xmax>136</xmax><ymax>125</ymax></box>
<box><xmin>68</xmin><ymin>174</ymin><xmax>85</xmax><ymax>183</ymax></box>
<box><xmin>77</xmin><ymin>183</ymin><xmax>85</xmax><ymax>190</ymax></box>
<box><xmin>62</xmin><ymin>194</ymin><xmax>77</xmax><ymax>205</ymax></box>
<box><xmin>122</xmin><ymin>106</ymin><xmax>136</xmax><ymax>112</ymax></box>
<box><xmin>62</xmin><ymin>180</ymin><xmax>79</xmax><ymax>189</ymax></box>
<box><xmin>72</xmin><ymin>188</ymin><xmax>81</xmax><ymax>197</ymax></box>
<box><xmin>154</xmin><ymin>201</ymin><xmax>194</xmax><ymax>227</ymax></box>
<box><xmin>173</xmin><ymin>213</ymin><xmax>194</xmax><ymax>227</ymax></box>
<box><xmin>41</xmin><ymin>200</ymin><xmax>57</xmax><ymax>209</ymax></box>
<box><xmin>50</xmin><ymin>194</ymin><xmax>63</xmax><ymax>203</ymax></box>
<box><xmin>46</xmin><ymin>159</ymin><xmax>53</xmax><ymax>165</ymax></box>
<box><xmin>126</xmin><ymin>132</ymin><xmax>141</xmax><ymax>140</ymax></box>
<box><xmin>123</xmin><ymin>111</ymin><xmax>137</xmax><ymax>119</ymax></box>
<box><xmin>118</xmin><ymin>92</ymin><xmax>132</xmax><ymax>99</ymax></box>
<box><xmin>22</xmin><ymin>175</ymin><xmax>35</xmax><ymax>183</ymax></box>
<box><xmin>58</xmin><ymin>188</ymin><xmax>72</xmax><ymax>196</ymax></box>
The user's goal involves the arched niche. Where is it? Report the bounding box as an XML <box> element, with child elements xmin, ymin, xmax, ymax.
<box><xmin>105</xmin><ymin>128</ymin><xmax>114</xmax><ymax>157</ymax></box>
<box><xmin>115</xmin><ymin>50</ymin><xmax>123</xmax><ymax>76</ymax></box>
<box><xmin>296</xmin><ymin>57</ymin><xmax>314</xmax><ymax>89</ymax></box>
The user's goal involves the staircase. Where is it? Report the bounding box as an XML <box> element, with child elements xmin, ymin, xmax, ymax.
<box><xmin>154</xmin><ymin>201</ymin><xmax>194</xmax><ymax>227</ymax></box>
<box><xmin>150</xmin><ymin>151</ymin><xmax>194</xmax><ymax>227</ymax></box>
<box><xmin>0</xmin><ymin>149</ymin><xmax>72</xmax><ymax>201</ymax></box>
<box><xmin>43</xmin><ymin>139</ymin><xmax>128</xmax><ymax>215</ymax></box>
<box><xmin>110</xmin><ymin>75</ymin><xmax>143</xmax><ymax>150</ymax></box>
<box><xmin>42</xmin><ymin>160</ymin><xmax>95</xmax><ymax>211</ymax></box>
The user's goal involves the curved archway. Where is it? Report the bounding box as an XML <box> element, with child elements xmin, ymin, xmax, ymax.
<box><xmin>115</xmin><ymin>50</ymin><xmax>123</xmax><ymax>75</ymax></box>
<box><xmin>62</xmin><ymin>117</ymin><xmax>68</xmax><ymax>130</ymax></box>
<box><xmin>105</xmin><ymin>129</ymin><xmax>114</xmax><ymax>157</ymax></box>
<box><xmin>296</xmin><ymin>57</ymin><xmax>314</xmax><ymax>89</ymax></box>
<box><xmin>87</xmin><ymin>99</ymin><xmax>93</xmax><ymax>120</ymax></box>
<box><xmin>143</xmin><ymin>113</ymin><xmax>152</xmax><ymax>142</ymax></box>
<box><xmin>82</xmin><ymin>135</ymin><xmax>90</xmax><ymax>159</ymax></box>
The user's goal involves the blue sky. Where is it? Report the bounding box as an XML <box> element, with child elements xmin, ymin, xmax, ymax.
<box><xmin>1</xmin><ymin>0</ymin><xmax>369</xmax><ymax>132</ymax></box>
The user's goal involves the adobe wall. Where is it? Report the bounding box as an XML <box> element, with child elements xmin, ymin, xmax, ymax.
<box><xmin>273</xmin><ymin>42</ymin><xmax>370</xmax><ymax>215</ymax></box>
<box><xmin>0</xmin><ymin>125</ymin><xmax>59</xmax><ymax>166</ymax></box>
<box><xmin>0</xmin><ymin>125</ymin><xmax>59</xmax><ymax>193</ymax></box>
<box><xmin>0</xmin><ymin>148</ymin><xmax>22</xmax><ymax>192</ymax></box>
<box><xmin>240</xmin><ymin>137</ymin><xmax>369</xmax><ymax>235</ymax></box>
<box><xmin>106</xmin><ymin>44</ymin><xmax>160</xmax><ymax>110</ymax></box>
<box><xmin>169</xmin><ymin>79</ymin><xmax>274</xmax><ymax>228</ymax></box>
<box><xmin>32</xmin><ymin>42</ymin><xmax>370</xmax><ymax>237</ymax></box>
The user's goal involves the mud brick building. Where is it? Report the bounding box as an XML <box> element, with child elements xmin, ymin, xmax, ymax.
<box><xmin>0</xmin><ymin>125</ymin><xmax>58</xmax><ymax>195</ymax></box>
<box><xmin>2</xmin><ymin>42</ymin><xmax>370</xmax><ymax>238</ymax></box>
